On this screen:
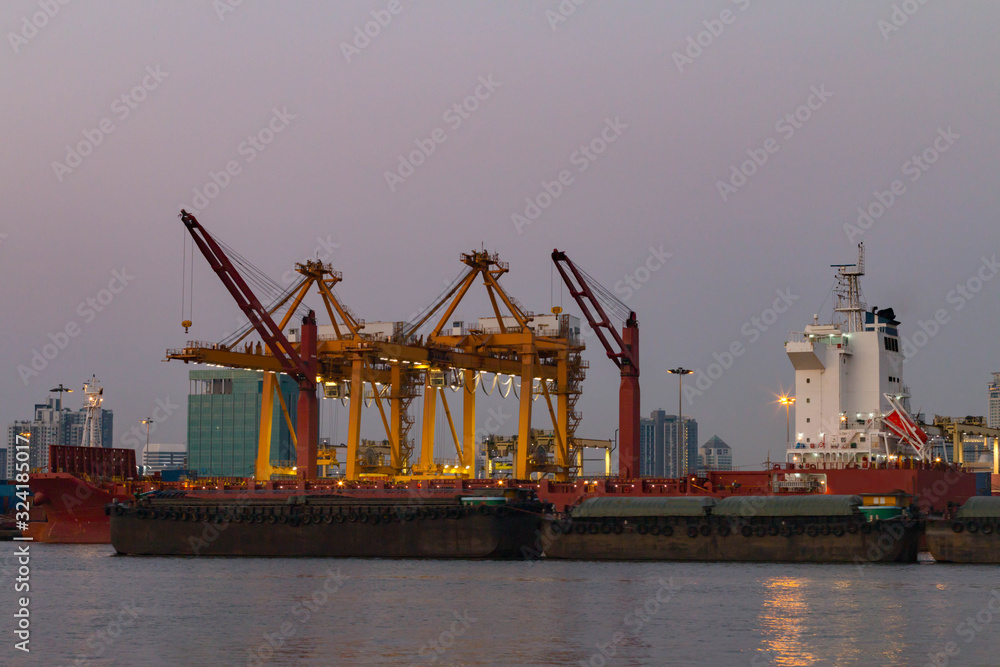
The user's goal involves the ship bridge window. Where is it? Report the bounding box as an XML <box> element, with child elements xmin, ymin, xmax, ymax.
<box><xmin>883</xmin><ymin>336</ymin><xmax>899</xmax><ymax>352</ymax></box>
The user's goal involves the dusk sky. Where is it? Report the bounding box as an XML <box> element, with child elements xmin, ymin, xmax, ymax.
<box><xmin>3</xmin><ymin>1</ymin><xmax>999</xmax><ymax>469</ymax></box>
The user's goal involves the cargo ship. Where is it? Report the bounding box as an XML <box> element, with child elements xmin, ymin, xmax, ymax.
<box><xmin>541</xmin><ymin>495</ymin><xmax>920</xmax><ymax>563</ymax></box>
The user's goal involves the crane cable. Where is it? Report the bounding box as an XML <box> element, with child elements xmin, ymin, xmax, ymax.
<box><xmin>181</xmin><ymin>229</ymin><xmax>194</xmax><ymax>330</ymax></box>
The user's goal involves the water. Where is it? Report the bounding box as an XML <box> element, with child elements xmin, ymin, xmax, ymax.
<box><xmin>3</xmin><ymin>545</ymin><xmax>998</xmax><ymax>666</ymax></box>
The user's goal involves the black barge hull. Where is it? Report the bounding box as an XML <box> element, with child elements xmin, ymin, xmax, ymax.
<box><xmin>110</xmin><ymin>499</ymin><xmax>543</xmax><ymax>558</ymax></box>
<box><xmin>541</xmin><ymin>515</ymin><xmax>920</xmax><ymax>563</ymax></box>
<box><xmin>926</xmin><ymin>518</ymin><xmax>1000</xmax><ymax>563</ymax></box>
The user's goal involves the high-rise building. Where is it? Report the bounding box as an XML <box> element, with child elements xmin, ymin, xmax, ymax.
<box><xmin>699</xmin><ymin>435</ymin><xmax>733</xmax><ymax>472</ymax></box>
<box><xmin>989</xmin><ymin>372</ymin><xmax>1000</xmax><ymax>429</ymax></box>
<box><xmin>4</xmin><ymin>396</ymin><xmax>113</xmax><ymax>479</ymax></box>
<box><xmin>142</xmin><ymin>443</ymin><xmax>188</xmax><ymax>473</ymax></box>
<box><xmin>187</xmin><ymin>369</ymin><xmax>298</xmax><ymax>477</ymax></box>
<box><xmin>639</xmin><ymin>410</ymin><xmax>698</xmax><ymax>477</ymax></box>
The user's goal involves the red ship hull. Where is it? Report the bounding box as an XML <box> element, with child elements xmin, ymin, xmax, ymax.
<box><xmin>27</xmin><ymin>464</ymin><xmax>979</xmax><ymax>544</ymax></box>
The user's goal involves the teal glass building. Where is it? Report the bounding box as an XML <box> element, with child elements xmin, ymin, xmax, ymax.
<box><xmin>187</xmin><ymin>370</ymin><xmax>298</xmax><ymax>477</ymax></box>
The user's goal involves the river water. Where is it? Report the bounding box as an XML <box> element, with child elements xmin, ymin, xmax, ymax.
<box><xmin>1</xmin><ymin>545</ymin><xmax>997</xmax><ymax>666</ymax></box>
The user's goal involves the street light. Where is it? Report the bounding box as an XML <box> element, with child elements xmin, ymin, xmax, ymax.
<box><xmin>667</xmin><ymin>368</ymin><xmax>693</xmax><ymax>474</ymax></box>
<box><xmin>140</xmin><ymin>418</ymin><xmax>153</xmax><ymax>468</ymax></box>
<box><xmin>48</xmin><ymin>383</ymin><xmax>73</xmax><ymax>410</ymax></box>
<box><xmin>778</xmin><ymin>395</ymin><xmax>795</xmax><ymax>447</ymax></box>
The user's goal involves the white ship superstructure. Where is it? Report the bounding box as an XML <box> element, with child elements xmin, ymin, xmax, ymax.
<box><xmin>785</xmin><ymin>245</ymin><xmax>923</xmax><ymax>467</ymax></box>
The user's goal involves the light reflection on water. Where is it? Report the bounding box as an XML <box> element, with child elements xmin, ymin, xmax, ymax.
<box><xmin>758</xmin><ymin>576</ymin><xmax>817</xmax><ymax>666</ymax></box>
<box><xmin>3</xmin><ymin>546</ymin><xmax>998</xmax><ymax>667</ymax></box>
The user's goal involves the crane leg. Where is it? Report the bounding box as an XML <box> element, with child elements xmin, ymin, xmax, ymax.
<box><xmin>420</xmin><ymin>377</ymin><xmax>437</xmax><ymax>472</ymax></box>
<box><xmin>345</xmin><ymin>358</ymin><xmax>363</xmax><ymax>479</ymax></box>
<box><xmin>515</xmin><ymin>349</ymin><xmax>534</xmax><ymax>479</ymax></box>
<box><xmin>462</xmin><ymin>369</ymin><xmax>477</xmax><ymax>473</ymax></box>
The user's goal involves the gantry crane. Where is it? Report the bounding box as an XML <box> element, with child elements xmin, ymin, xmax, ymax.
<box><xmin>552</xmin><ymin>250</ymin><xmax>640</xmax><ymax>478</ymax></box>
<box><xmin>168</xmin><ymin>214</ymin><xmax>585</xmax><ymax>482</ymax></box>
<box><xmin>402</xmin><ymin>249</ymin><xmax>585</xmax><ymax>481</ymax></box>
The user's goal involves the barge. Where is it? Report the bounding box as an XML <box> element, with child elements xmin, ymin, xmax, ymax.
<box><xmin>925</xmin><ymin>497</ymin><xmax>1000</xmax><ymax>563</ymax></box>
<box><xmin>109</xmin><ymin>489</ymin><xmax>549</xmax><ymax>558</ymax></box>
<box><xmin>541</xmin><ymin>495</ymin><xmax>920</xmax><ymax>563</ymax></box>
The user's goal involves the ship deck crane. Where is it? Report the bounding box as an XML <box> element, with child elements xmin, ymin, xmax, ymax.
<box><xmin>178</xmin><ymin>210</ymin><xmax>319</xmax><ymax>479</ymax></box>
<box><xmin>552</xmin><ymin>250</ymin><xmax>640</xmax><ymax>478</ymax></box>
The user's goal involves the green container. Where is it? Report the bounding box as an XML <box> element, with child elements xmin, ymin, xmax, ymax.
<box><xmin>859</xmin><ymin>506</ymin><xmax>904</xmax><ymax>521</ymax></box>
<box><xmin>461</xmin><ymin>497</ymin><xmax>506</xmax><ymax>506</ymax></box>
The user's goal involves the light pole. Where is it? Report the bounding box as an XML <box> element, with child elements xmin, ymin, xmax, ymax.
<box><xmin>140</xmin><ymin>418</ymin><xmax>152</xmax><ymax>469</ymax></box>
<box><xmin>48</xmin><ymin>383</ymin><xmax>73</xmax><ymax>411</ymax></box>
<box><xmin>778</xmin><ymin>396</ymin><xmax>795</xmax><ymax>447</ymax></box>
<box><xmin>667</xmin><ymin>368</ymin><xmax>693</xmax><ymax>474</ymax></box>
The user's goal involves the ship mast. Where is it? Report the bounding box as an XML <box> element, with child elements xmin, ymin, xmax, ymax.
<box><xmin>80</xmin><ymin>375</ymin><xmax>104</xmax><ymax>448</ymax></box>
<box><xmin>831</xmin><ymin>243</ymin><xmax>866</xmax><ymax>333</ymax></box>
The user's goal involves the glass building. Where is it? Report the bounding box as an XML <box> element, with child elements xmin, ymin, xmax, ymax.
<box><xmin>187</xmin><ymin>370</ymin><xmax>298</xmax><ymax>477</ymax></box>
<box><xmin>639</xmin><ymin>409</ymin><xmax>698</xmax><ymax>478</ymax></box>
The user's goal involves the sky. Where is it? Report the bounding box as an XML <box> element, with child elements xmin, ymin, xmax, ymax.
<box><xmin>3</xmin><ymin>1</ymin><xmax>999</xmax><ymax>470</ymax></box>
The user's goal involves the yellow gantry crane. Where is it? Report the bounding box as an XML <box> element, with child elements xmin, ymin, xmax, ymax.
<box><xmin>167</xmin><ymin>234</ymin><xmax>585</xmax><ymax>481</ymax></box>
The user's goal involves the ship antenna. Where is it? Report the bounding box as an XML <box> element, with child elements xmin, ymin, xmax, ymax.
<box><xmin>831</xmin><ymin>242</ymin><xmax>866</xmax><ymax>332</ymax></box>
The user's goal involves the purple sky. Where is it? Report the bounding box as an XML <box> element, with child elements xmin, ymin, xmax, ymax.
<box><xmin>3</xmin><ymin>1</ymin><xmax>999</xmax><ymax>469</ymax></box>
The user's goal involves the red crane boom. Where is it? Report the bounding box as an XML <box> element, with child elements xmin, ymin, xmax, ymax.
<box><xmin>179</xmin><ymin>210</ymin><xmax>318</xmax><ymax>479</ymax></box>
<box><xmin>551</xmin><ymin>250</ymin><xmax>640</xmax><ymax>478</ymax></box>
